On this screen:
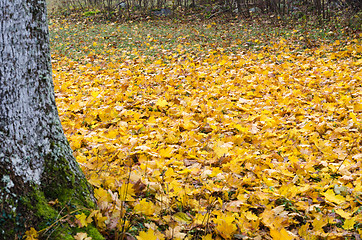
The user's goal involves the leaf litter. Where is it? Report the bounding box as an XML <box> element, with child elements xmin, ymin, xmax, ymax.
<box><xmin>50</xmin><ymin>19</ymin><xmax>362</xmax><ymax>239</ymax></box>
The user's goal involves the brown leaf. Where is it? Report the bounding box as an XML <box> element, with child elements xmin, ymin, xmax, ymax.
<box><xmin>132</xmin><ymin>179</ymin><xmax>146</xmax><ymax>194</ymax></box>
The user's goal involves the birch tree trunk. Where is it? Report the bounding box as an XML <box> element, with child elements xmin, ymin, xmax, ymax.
<box><xmin>0</xmin><ymin>1</ymin><xmax>96</xmax><ymax>239</ymax></box>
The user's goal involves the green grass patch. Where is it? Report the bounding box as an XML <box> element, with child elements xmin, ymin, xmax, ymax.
<box><xmin>49</xmin><ymin>17</ymin><xmax>358</xmax><ymax>62</ymax></box>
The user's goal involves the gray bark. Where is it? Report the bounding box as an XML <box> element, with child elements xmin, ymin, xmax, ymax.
<box><xmin>0</xmin><ymin>1</ymin><xmax>94</xmax><ymax>239</ymax></box>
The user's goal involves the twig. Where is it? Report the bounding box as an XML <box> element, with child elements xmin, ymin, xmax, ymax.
<box><xmin>333</xmin><ymin>132</ymin><xmax>360</xmax><ymax>175</ymax></box>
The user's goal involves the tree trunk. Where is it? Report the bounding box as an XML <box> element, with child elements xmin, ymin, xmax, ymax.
<box><xmin>0</xmin><ymin>1</ymin><xmax>97</xmax><ymax>239</ymax></box>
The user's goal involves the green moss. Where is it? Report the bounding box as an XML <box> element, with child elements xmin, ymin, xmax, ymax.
<box><xmin>37</xmin><ymin>216</ymin><xmax>105</xmax><ymax>240</ymax></box>
<box><xmin>58</xmin><ymin>234</ymin><xmax>75</xmax><ymax>240</ymax></box>
<box><xmin>42</xmin><ymin>141</ymin><xmax>95</xmax><ymax>209</ymax></box>
<box><xmin>34</xmin><ymin>192</ymin><xmax>58</xmax><ymax>219</ymax></box>
<box><xmin>79</xmin><ymin>225</ymin><xmax>105</xmax><ymax>240</ymax></box>
<box><xmin>24</xmin><ymin>191</ymin><xmax>104</xmax><ymax>240</ymax></box>
<box><xmin>29</xmin><ymin>142</ymin><xmax>103</xmax><ymax>240</ymax></box>
<box><xmin>0</xmin><ymin>134</ymin><xmax>100</xmax><ymax>239</ymax></box>
<box><xmin>3</xmin><ymin>148</ymin><xmax>102</xmax><ymax>239</ymax></box>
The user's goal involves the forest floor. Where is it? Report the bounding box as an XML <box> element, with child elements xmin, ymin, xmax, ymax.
<box><xmin>48</xmin><ymin>15</ymin><xmax>361</xmax><ymax>240</ymax></box>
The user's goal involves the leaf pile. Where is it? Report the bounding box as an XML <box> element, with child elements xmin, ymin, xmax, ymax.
<box><xmin>51</xmin><ymin>20</ymin><xmax>362</xmax><ymax>239</ymax></box>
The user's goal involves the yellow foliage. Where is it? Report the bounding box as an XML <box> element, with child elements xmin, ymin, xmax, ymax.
<box><xmin>50</xmin><ymin>20</ymin><xmax>362</xmax><ymax>239</ymax></box>
<box><xmin>323</xmin><ymin>189</ymin><xmax>346</xmax><ymax>204</ymax></box>
<box><xmin>137</xmin><ymin>228</ymin><xmax>165</xmax><ymax>240</ymax></box>
<box><xmin>134</xmin><ymin>199</ymin><xmax>156</xmax><ymax>216</ymax></box>
<box><xmin>24</xmin><ymin>228</ymin><xmax>38</xmax><ymax>240</ymax></box>
<box><xmin>214</xmin><ymin>214</ymin><xmax>237</xmax><ymax>239</ymax></box>
<box><xmin>342</xmin><ymin>217</ymin><xmax>356</xmax><ymax>230</ymax></box>
<box><xmin>270</xmin><ymin>228</ymin><xmax>294</xmax><ymax>240</ymax></box>
<box><xmin>76</xmin><ymin>212</ymin><xmax>93</xmax><ymax>227</ymax></box>
<box><xmin>173</xmin><ymin>212</ymin><xmax>192</xmax><ymax>224</ymax></box>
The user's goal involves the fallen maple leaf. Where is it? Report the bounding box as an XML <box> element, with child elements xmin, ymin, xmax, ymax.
<box><xmin>323</xmin><ymin>189</ymin><xmax>346</xmax><ymax>204</ymax></box>
<box><xmin>24</xmin><ymin>228</ymin><xmax>38</xmax><ymax>240</ymax></box>
<box><xmin>74</xmin><ymin>232</ymin><xmax>92</xmax><ymax>240</ymax></box>
<box><xmin>214</xmin><ymin>214</ymin><xmax>237</xmax><ymax>239</ymax></box>
<box><xmin>270</xmin><ymin>227</ymin><xmax>295</xmax><ymax>240</ymax></box>
<box><xmin>134</xmin><ymin>199</ymin><xmax>156</xmax><ymax>216</ymax></box>
<box><xmin>137</xmin><ymin>228</ymin><xmax>165</xmax><ymax>240</ymax></box>
<box><xmin>75</xmin><ymin>212</ymin><xmax>93</xmax><ymax>227</ymax></box>
<box><xmin>342</xmin><ymin>217</ymin><xmax>356</xmax><ymax>230</ymax></box>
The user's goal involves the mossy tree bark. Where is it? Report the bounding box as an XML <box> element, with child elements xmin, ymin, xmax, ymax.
<box><xmin>0</xmin><ymin>1</ymin><xmax>96</xmax><ymax>239</ymax></box>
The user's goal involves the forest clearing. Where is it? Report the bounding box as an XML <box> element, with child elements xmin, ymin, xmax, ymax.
<box><xmin>46</xmin><ymin>18</ymin><xmax>362</xmax><ymax>239</ymax></box>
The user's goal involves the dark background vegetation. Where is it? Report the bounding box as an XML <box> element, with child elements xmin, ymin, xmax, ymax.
<box><xmin>47</xmin><ymin>0</ymin><xmax>361</xmax><ymax>30</ymax></box>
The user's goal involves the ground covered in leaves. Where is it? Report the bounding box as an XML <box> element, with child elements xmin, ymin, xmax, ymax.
<box><xmin>50</xmin><ymin>18</ymin><xmax>361</xmax><ymax>239</ymax></box>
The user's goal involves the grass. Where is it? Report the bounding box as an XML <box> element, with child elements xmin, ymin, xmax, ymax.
<box><xmin>46</xmin><ymin>0</ymin><xmax>60</xmax><ymax>12</ymax></box>
<box><xmin>49</xmin><ymin>15</ymin><xmax>358</xmax><ymax>62</ymax></box>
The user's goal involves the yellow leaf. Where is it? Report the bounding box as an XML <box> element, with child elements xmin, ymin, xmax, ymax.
<box><xmin>137</xmin><ymin>228</ymin><xmax>164</xmax><ymax>240</ymax></box>
<box><xmin>156</xmin><ymin>98</ymin><xmax>168</xmax><ymax>108</ymax></box>
<box><xmin>350</xmin><ymin>112</ymin><xmax>358</xmax><ymax>124</ymax></box>
<box><xmin>244</xmin><ymin>211</ymin><xmax>258</xmax><ymax>221</ymax></box>
<box><xmin>117</xmin><ymin>219</ymin><xmax>131</xmax><ymax>232</ymax></box>
<box><xmin>354</xmin><ymin>102</ymin><xmax>362</xmax><ymax>112</ymax></box>
<box><xmin>94</xmin><ymin>187</ymin><xmax>111</xmax><ymax>203</ymax></box>
<box><xmin>69</xmin><ymin>135</ymin><xmax>83</xmax><ymax>149</ymax></box>
<box><xmin>298</xmin><ymin>223</ymin><xmax>309</xmax><ymax>237</ymax></box>
<box><xmin>202</xmin><ymin>234</ymin><xmax>213</xmax><ymax>240</ymax></box>
<box><xmin>335</xmin><ymin>209</ymin><xmax>352</xmax><ymax>219</ymax></box>
<box><xmin>24</xmin><ymin>228</ymin><xmax>38</xmax><ymax>240</ymax></box>
<box><xmin>312</xmin><ymin>216</ymin><xmax>328</xmax><ymax>231</ymax></box>
<box><xmin>95</xmin><ymin>212</ymin><xmax>108</xmax><ymax>229</ymax></box>
<box><xmin>213</xmin><ymin>141</ymin><xmax>233</xmax><ymax>158</ymax></box>
<box><xmin>354</xmin><ymin>58</ymin><xmax>362</xmax><ymax>66</ymax></box>
<box><xmin>69</xmin><ymin>102</ymin><xmax>81</xmax><ymax>112</ymax></box>
<box><xmin>323</xmin><ymin>189</ymin><xmax>345</xmax><ymax>204</ymax></box>
<box><xmin>118</xmin><ymin>183</ymin><xmax>136</xmax><ymax>201</ymax></box>
<box><xmin>192</xmin><ymin>213</ymin><xmax>207</xmax><ymax>225</ymax></box>
<box><xmin>91</xmin><ymin>91</ymin><xmax>99</xmax><ymax>98</ymax></box>
<box><xmin>173</xmin><ymin>212</ymin><xmax>192</xmax><ymax>224</ymax></box>
<box><xmin>164</xmin><ymin>167</ymin><xmax>177</xmax><ymax>181</ymax></box>
<box><xmin>215</xmin><ymin>220</ymin><xmax>237</xmax><ymax>239</ymax></box>
<box><xmin>134</xmin><ymin>199</ymin><xmax>156</xmax><ymax>216</ymax></box>
<box><xmin>182</xmin><ymin>118</ymin><xmax>194</xmax><ymax>130</ymax></box>
<box><xmin>214</xmin><ymin>145</ymin><xmax>229</xmax><ymax>158</ymax></box>
<box><xmin>270</xmin><ymin>228</ymin><xmax>294</xmax><ymax>240</ymax></box>
<box><xmin>159</xmin><ymin>146</ymin><xmax>174</xmax><ymax>158</ymax></box>
<box><xmin>214</xmin><ymin>214</ymin><xmax>237</xmax><ymax>239</ymax></box>
<box><xmin>88</xmin><ymin>177</ymin><xmax>102</xmax><ymax>187</ymax></box>
<box><xmin>76</xmin><ymin>212</ymin><xmax>92</xmax><ymax>227</ymax></box>
<box><xmin>261</xmin><ymin>208</ymin><xmax>275</xmax><ymax>228</ymax></box>
<box><xmin>342</xmin><ymin>217</ymin><xmax>355</xmax><ymax>230</ymax></box>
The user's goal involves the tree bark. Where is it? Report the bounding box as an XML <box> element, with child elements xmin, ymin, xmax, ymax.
<box><xmin>0</xmin><ymin>1</ymin><xmax>96</xmax><ymax>239</ymax></box>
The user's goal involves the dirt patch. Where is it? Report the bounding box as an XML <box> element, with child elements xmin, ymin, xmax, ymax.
<box><xmin>46</xmin><ymin>0</ymin><xmax>61</xmax><ymax>12</ymax></box>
